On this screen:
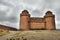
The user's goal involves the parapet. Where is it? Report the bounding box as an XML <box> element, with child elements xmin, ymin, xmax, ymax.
<box><xmin>30</xmin><ymin>17</ymin><xmax>45</xmax><ymax>23</ymax></box>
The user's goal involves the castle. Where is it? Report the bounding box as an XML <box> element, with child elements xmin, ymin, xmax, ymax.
<box><xmin>20</xmin><ymin>10</ymin><xmax>56</xmax><ymax>30</ymax></box>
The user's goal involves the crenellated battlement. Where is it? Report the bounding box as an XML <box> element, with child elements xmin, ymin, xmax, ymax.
<box><xmin>30</xmin><ymin>17</ymin><xmax>45</xmax><ymax>23</ymax></box>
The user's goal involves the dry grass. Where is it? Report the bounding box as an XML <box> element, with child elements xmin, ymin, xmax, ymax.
<box><xmin>0</xmin><ymin>30</ymin><xmax>9</xmax><ymax>36</ymax></box>
<box><xmin>7</xmin><ymin>30</ymin><xmax>60</xmax><ymax>40</ymax></box>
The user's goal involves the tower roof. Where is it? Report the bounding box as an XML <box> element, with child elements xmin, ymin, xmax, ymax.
<box><xmin>22</xmin><ymin>10</ymin><xmax>29</xmax><ymax>13</ymax></box>
<box><xmin>44</xmin><ymin>11</ymin><xmax>54</xmax><ymax>17</ymax></box>
<box><xmin>46</xmin><ymin>11</ymin><xmax>52</xmax><ymax>13</ymax></box>
<box><xmin>20</xmin><ymin>10</ymin><xmax>30</xmax><ymax>16</ymax></box>
<box><xmin>45</xmin><ymin>11</ymin><xmax>53</xmax><ymax>16</ymax></box>
<box><xmin>46</xmin><ymin>11</ymin><xmax>52</xmax><ymax>15</ymax></box>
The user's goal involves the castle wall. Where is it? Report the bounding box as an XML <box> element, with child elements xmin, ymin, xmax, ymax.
<box><xmin>30</xmin><ymin>22</ymin><xmax>45</xmax><ymax>29</ymax></box>
<box><xmin>0</xmin><ymin>26</ymin><xmax>8</xmax><ymax>30</ymax></box>
<box><xmin>20</xmin><ymin>16</ymin><xmax>30</xmax><ymax>30</ymax></box>
<box><xmin>45</xmin><ymin>16</ymin><xmax>55</xmax><ymax>29</ymax></box>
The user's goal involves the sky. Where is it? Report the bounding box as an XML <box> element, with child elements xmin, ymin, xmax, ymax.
<box><xmin>0</xmin><ymin>0</ymin><xmax>60</xmax><ymax>29</ymax></box>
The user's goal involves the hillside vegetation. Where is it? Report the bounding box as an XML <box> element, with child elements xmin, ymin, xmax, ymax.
<box><xmin>7</xmin><ymin>30</ymin><xmax>60</xmax><ymax>40</ymax></box>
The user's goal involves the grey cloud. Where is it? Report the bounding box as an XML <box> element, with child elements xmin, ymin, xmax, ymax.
<box><xmin>0</xmin><ymin>13</ymin><xmax>17</xmax><ymax>23</ymax></box>
<box><xmin>0</xmin><ymin>0</ymin><xmax>60</xmax><ymax>29</ymax></box>
<box><xmin>0</xmin><ymin>21</ymin><xmax>19</xmax><ymax>29</ymax></box>
<box><xmin>31</xmin><ymin>9</ymin><xmax>43</xmax><ymax>17</ymax></box>
<box><xmin>22</xmin><ymin>0</ymin><xmax>38</xmax><ymax>5</ymax></box>
<box><xmin>0</xmin><ymin>1</ymin><xmax>14</xmax><ymax>7</ymax></box>
<box><xmin>0</xmin><ymin>0</ymin><xmax>19</xmax><ymax>23</ymax></box>
<box><xmin>56</xmin><ymin>22</ymin><xmax>60</xmax><ymax>29</ymax></box>
<box><xmin>0</xmin><ymin>10</ymin><xmax>18</xmax><ymax>23</ymax></box>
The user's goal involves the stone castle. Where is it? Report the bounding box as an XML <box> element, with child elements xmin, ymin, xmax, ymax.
<box><xmin>0</xmin><ymin>9</ymin><xmax>56</xmax><ymax>31</ymax></box>
<box><xmin>20</xmin><ymin>10</ymin><xmax>56</xmax><ymax>30</ymax></box>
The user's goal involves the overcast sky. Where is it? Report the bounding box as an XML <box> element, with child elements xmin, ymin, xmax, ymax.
<box><xmin>0</xmin><ymin>0</ymin><xmax>60</xmax><ymax>29</ymax></box>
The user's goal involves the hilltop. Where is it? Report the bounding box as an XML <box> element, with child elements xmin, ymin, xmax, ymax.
<box><xmin>5</xmin><ymin>30</ymin><xmax>60</xmax><ymax>40</ymax></box>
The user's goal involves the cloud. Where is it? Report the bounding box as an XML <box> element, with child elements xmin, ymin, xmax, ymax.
<box><xmin>0</xmin><ymin>0</ymin><xmax>60</xmax><ymax>29</ymax></box>
<box><xmin>31</xmin><ymin>9</ymin><xmax>43</xmax><ymax>17</ymax></box>
<box><xmin>0</xmin><ymin>21</ymin><xmax>19</xmax><ymax>29</ymax></box>
<box><xmin>56</xmin><ymin>21</ymin><xmax>60</xmax><ymax>29</ymax></box>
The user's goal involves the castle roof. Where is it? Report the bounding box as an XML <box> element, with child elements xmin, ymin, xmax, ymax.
<box><xmin>45</xmin><ymin>11</ymin><xmax>53</xmax><ymax>15</ymax></box>
<box><xmin>22</xmin><ymin>10</ymin><xmax>29</xmax><ymax>13</ymax></box>
<box><xmin>30</xmin><ymin>17</ymin><xmax>45</xmax><ymax>23</ymax></box>
<box><xmin>46</xmin><ymin>11</ymin><xmax>52</xmax><ymax>13</ymax></box>
<box><xmin>20</xmin><ymin>10</ymin><xmax>30</xmax><ymax>16</ymax></box>
<box><xmin>44</xmin><ymin>11</ymin><xmax>54</xmax><ymax>17</ymax></box>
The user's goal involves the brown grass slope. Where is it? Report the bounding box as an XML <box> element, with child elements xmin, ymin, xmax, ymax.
<box><xmin>7</xmin><ymin>30</ymin><xmax>60</xmax><ymax>40</ymax></box>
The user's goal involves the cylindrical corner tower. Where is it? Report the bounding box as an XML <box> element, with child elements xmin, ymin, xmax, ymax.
<box><xmin>20</xmin><ymin>10</ymin><xmax>30</xmax><ymax>30</ymax></box>
<box><xmin>44</xmin><ymin>11</ymin><xmax>56</xmax><ymax>30</ymax></box>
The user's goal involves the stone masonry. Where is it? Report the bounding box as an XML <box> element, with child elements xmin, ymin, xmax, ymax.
<box><xmin>20</xmin><ymin>10</ymin><xmax>56</xmax><ymax>30</ymax></box>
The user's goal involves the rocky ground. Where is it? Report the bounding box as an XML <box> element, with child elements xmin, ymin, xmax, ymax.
<box><xmin>0</xmin><ymin>30</ymin><xmax>60</xmax><ymax>40</ymax></box>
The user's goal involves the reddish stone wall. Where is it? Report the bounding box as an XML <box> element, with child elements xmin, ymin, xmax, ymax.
<box><xmin>20</xmin><ymin>16</ymin><xmax>30</xmax><ymax>30</ymax></box>
<box><xmin>44</xmin><ymin>15</ymin><xmax>55</xmax><ymax>29</ymax></box>
<box><xmin>30</xmin><ymin>22</ymin><xmax>45</xmax><ymax>29</ymax></box>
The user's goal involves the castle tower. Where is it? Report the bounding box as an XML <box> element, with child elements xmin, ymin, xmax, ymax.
<box><xmin>20</xmin><ymin>10</ymin><xmax>30</xmax><ymax>30</ymax></box>
<box><xmin>44</xmin><ymin>11</ymin><xmax>56</xmax><ymax>30</ymax></box>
